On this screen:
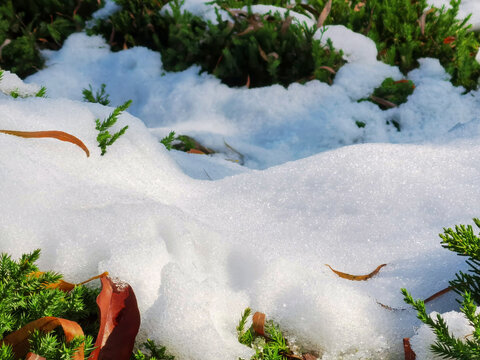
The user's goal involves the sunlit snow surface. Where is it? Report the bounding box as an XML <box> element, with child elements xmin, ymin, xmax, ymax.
<box><xmin>1</xmin><ymin>0</ymin><xmax>480</xmax><ymax>359</ymax></box>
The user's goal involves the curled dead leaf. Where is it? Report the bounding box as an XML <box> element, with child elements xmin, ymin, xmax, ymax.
<box><xmin>317</xmin><ymin>0</ymin><xmax>332</xmax><ymax>28</ymax></box>
<box><xmin>418</xmin><ymin>8</ymin><xmax>434</xmax><ymax>36</ymax></box>
<box><xmin>318</xmin><ymin>66</ymin><xmax>336</xmax><ymax>74</ymax></box>
<box><xmin>325</xmin><ymin>263</ymin><xmax>387</xmax><ymax>281</ymax></box>
<box><xmin>30</xmin><ymin>271</ymin><xmax>108</xmax><ymax>292</ymax></box>
<box><xmin>369</xmin><ymin>95</ymin><xmax>397</xmax><ymax>109</ymax></box>
<box><xmin>258</xmin><ymin>45</ymin><xmax>269</xmax><ymax>61</ymax></box>
<box><xmin>187</xmin><ymin>148</ymin><xmax>206</xmax><ymax>155</ymax></box>
<box><xmin>443</xmin><ymin>36</ymin><xmax>456</xmax><ymax>45</ymax></box>
<box><xmin>354</xmin><ymin>2</ymin><xmax>365</xmax><ymax>12</ymax></box>
<box><xmin>0</xmin><ymin>317</ymin><xmax>85</xmax><ymax>360</ymax></box>
<box><xmin>424</xmin><ymin>286</ymin><xmax>452</xmax><ymax>303</ymax></box>
<box><xmin>0</xmin><ymin>130</ymin><xmax>90</xmax><ymax>157</ymax></box>
<box><xmin>252</xmin><ymin>312</ymin><xmax>266</xmax><ymax>336</ymax></box>
<box><xmin>89</xmin><ymin>276</ymin><xmax>140</xmax><ymax>360</ymax></box>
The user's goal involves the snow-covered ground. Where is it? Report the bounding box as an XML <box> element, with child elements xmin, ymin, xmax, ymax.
<box><xmin>2</xmin><ymin>0</ymin><xmax>480</xmax><ymax>359</ymax></box>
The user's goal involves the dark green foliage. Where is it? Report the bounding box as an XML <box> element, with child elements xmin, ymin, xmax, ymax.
<box><xmin>131</xmin><ymin>339</ymin><xmax>175</xmax><ymax>360</ymax></box>
<box><xmin>237</xmin><ymin>308</ymin><xmax>299</xmax><ymax>360</ymax></box>
<box><xmin>83</xmin><ymin>83</ymin><xmax>111</xmax><ymax>106</ymax></box>
<box><xmin>29</xmin><ymin>329</ymin><xmax>96</xmax><ymax>360</ymax></box>
<box><xmin>363</xmin><ymin>77</ymin><xmax>416</xmax><ymax>110</ymax></box>
<box><xmin>0</xmin><ymin>0</ymin><xmax>103</xmax><ymax>78</ymax></box>
<box><xmin>403</xmin><ymin>218</ymin><xmax>480</xmax><ymax>359</ymax></box>
<box><xmin>0</xmin><ymin>249</ymin><xmax>99</xmax><ymax>359</ymax></box>
<box><xmin>89</xmin><ymin>0</ymin><xmax>344</xmax><ymax>88</ymax></box>
<box><xmin>95</xmin><ymin>100</ymin><xmax>131</xmax><ymax>155</ymax></box>
<box><xmin>293</xmin><ymin>0</ymin><xmax>480</xmax><ymax>91</ymax></box>
<box><xmin>440</xmin><ymin>219</ymin><xmax>480</xmax><ymax>305</ymax></box>
<box><xmin>160</xmin><ymin>131</ymin><xmax>176</xmax><ymax>151</ymax></box>
<box><xmin>209</xmin><ymin>0</ymin><xmax>480</xmax><ymax>90</ymax></box>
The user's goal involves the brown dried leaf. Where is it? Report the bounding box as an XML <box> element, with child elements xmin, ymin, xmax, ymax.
<box><xmin>318</xmin><ymin>66</ymin><xmax>336</xmax><ymax>74</ymax></box>
<box><xmin>246</xmin><ymin>74</ymin><xmax>251</xmax><ymax>89</ymax></box>
<box><xmin>30</xmin><ymin>271</ymin><xmax>108</xmax><ymax>292</ymax></box>
<box><xmin>252</xmin><ymin>312</ymin><xmax>266</xmax><ymax>336</ymax></box>
<box><xmin>403</xmin><ymin>338</ymin><xmax>416</xmax><ymax>360</ymax></box>
<box><xmin>303</xmin><ymin>354</ymin><xmax>318</xmax><ymax>360</ymax></box>
<box><xmin>258</xmin><ymin>45</ymin><xmax>269</xmax><ymax>61</ymax></box>
<box><xmin>0</xmin><ymin>317</ymin><xmax>84</xmax><ymax>360</ymax></box>
<box><xmin>317</xmin><ymin>0</ymin><xmax>332</xmax><ymax>28</ymax></box>
<box><xmin>369</xmin><ymin>95</ymin><xmax>397</xmax><ymax>109</ymax></box>
<box><xmin>237</xmin><ymin>24</ymin><xmax>255</xmax><ymax>36</ymax></box>
<box><xmin>0</xmin><ymin>130</ymin><xmax>90</xmax><ymax>157</ymax></box>
<box><xmin>89</xmin><ymin>276</ymin><xmax>141</xmax><ymax>360</ymax></box>
<box><xmin>325</xmin><ymin>263</ymin><xmax>387</xmax><ymax>281</ymax></box>
<box><xmin>354</xmin><ymin>2</ymin><xmax>365</xmax><ymax>12</ymax></box>
<box><xmin>418</xmin><ymin>8</ymin><xmax>434</xmax><ymax>36</ymax></box>
<box><xmin>424</xmin><ymin>286</ymin><xmax>452</xmax><ymax>303</ymax></box>
<box><xmin>26</xmin><ymin>353</ymin><xmax>46</xmax><ymax>360</ymax></box>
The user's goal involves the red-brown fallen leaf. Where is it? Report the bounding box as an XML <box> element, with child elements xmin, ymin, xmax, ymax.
<box><xmin>317</xmin><ymin>0</ymin><xmax>332</xmax><ymax>28</ymax></box>
<box><xmin>252</xmin><ymin>312</ymin><xmax>266</xmax><ymax>336</ymax></box>
<box><xmin>187</xmin><ymin>149</ymin><xmax>206</xmax><ymax>155</ymax></box>
<box><xmin>443</xmin><ymin>36</ymin><xmax>456</xmax><ymax>44</ymax></box>
<box><xmin>0</xmin><ymin>130</ymin><xmax>90</xmax><ymax>157</ymax></box>
<box><xmin>403</xmin><ymin>338</ymin><xmax>416</xmax><ymax>360</ymax></box>
<box><xmin>354</xmin><ymin>2</ymin><xmax>365</xmax><ymax>12</ymax></box>
<box><xmin>26</xmin><ymin>353</ymin><xmax>46</xmax><ymax>360</ymax></box>
<box><xmin>424</xmin><ymin>286</ymin><xmax>452</xmax><ymax>303</ymax></box>
<box><xmin>303</xmin><ymin>354</ymin><xmax>318</xmax><ymax>360</ymax></box>
<box><xmin>394</xmin><ymin>79</ymin><xmax>415</xmax><ymax>89</ymax></box>
<box><xmin>29</xmin><ymin>271</ymin><xmax>108</xmax><ymax>292</ymax></box>
<box><xmin>89</xmin><ymin>276</ymin><xmax>141</xmax><ymax>360</ymax></box>
<box><xmin>0</xmin><ymin>317</ymin><xmax>84</xmax><ymax>360</ymax></box>
<box><xmin>246</xmin><ymin>74</ymin><xmax>251</xmax><ymax>89</ymax></box>
<box><xmin>325</xmin><ymin>263</ymin><xmax>387</xmax><ymax>281</ymax></box>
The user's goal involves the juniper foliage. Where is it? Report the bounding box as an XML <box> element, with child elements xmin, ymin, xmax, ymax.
<box><xmin>0</xmin><ymin>0</ymin><xmax>103</xmax><ymax>78</ymax></box>
<box><xmin>0</xmin><ymin>249</ymin><xmax>99</xmax><ymax>360</ymax></box>
<box><xmin>83</xmin><ymin>83</ymin><xmax>111</xmax><ymax>106</ymax></box>
<box><xmin>131</xmin><ymin>339</ymin><xmax>175</xmax><ymax>360</ymax></box>
<box><xmin>403</xmin><ymin>218</ymin><xmax>480</xmax><ymax>359</ymax></box>
<box><xmin>237</xmin><ymin>308</ymin><xmax>295</xmax><ymax>360</ymax></box>
<box><xmin>89</xmin><ymin>0</ymin><xmax>344</xmax><ymax>88</ymax></box>
<box><xmin>95</xmin><ymin>100</ymin><xmax>131</xmax><ymax>156</ymax></box>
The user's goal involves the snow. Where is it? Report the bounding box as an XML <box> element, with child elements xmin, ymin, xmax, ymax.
<box><xmin>2</xmin><ymin>0</ymin><xmax>480</xmax><ymax>358</ymax></box>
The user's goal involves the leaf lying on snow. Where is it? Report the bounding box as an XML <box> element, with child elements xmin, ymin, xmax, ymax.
<box><xmin>325</xmin><ymin>263</ymin><xmax>387</xmax><ymax>281</ymax></box>
<box><xmin>89</xmin><ymin>276</ymin><xmax>141</xmax><ymax>360</ymax></box>
<box><xmin>0</xmin><ymin>317</ymin><xmax>85</xmax><ymax>360</ymax></box>
<box><xmin>30</xmin><ymin>271</ymin><xmax>109</xmax><ymax>292</ymax></box>
<box><xmin>0</xmin><ymin>130</ymin><xmax>90</xmax><ymax>157</ymax></box>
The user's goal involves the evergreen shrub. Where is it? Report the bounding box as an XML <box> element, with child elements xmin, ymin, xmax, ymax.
<box><xmin>89</xmin><ymin>0</ymin><xmax>345</xmax><ymax>88</ymax></box>
<box><xmin>0</xmin><ymin>0</ymin><xmax>103</xmax><ymax>78</ymax></box>
<box><xmin>211</xmin><ymin>0</ymin><xmax>480</xmax><ymax>91</ymax></box>
<box><xmin>0</xmin><ymin>249</ymin><xmax>99</xmax><ymax>360</ymax></box>
<box><xmin>403</xmin><ymin>218</ymin><xmax>480</xmax><ymax>359</ymax></box>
